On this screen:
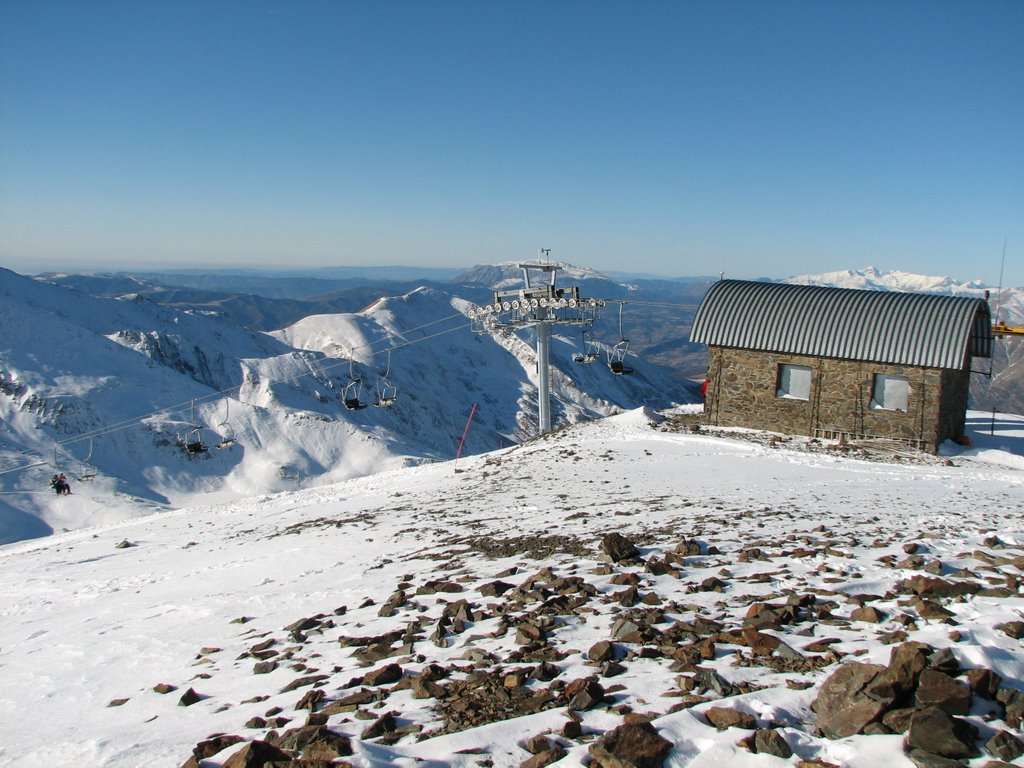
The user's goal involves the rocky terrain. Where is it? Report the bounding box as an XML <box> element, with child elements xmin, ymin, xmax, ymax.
<box><xmin>2</xmin><ymin>408</ymin><xmax>1023</xmax><ymax>767</ymax></box>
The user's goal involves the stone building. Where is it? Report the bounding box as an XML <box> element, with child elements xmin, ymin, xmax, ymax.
<box><xmin>689</xmin><ymin>280</ymin><xmax>993</xmax><ymax>452</ymax></box>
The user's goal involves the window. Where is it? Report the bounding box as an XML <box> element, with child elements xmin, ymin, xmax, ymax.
<box><xmin>871</xmin><ymin>374</ymin><xmax>910</xmax><ymax>411</ymax></box>
<box><xmin>776</xmin><ymin>364</ymin><xmax>811</xmax><ymax>400</ymax></box>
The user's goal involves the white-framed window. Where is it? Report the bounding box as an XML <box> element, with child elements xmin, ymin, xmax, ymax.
<box><xmin>776</xmin><ymin>364</ymin><xmax>812</xmax><ymax>400</ymax></box>
<box><xmin>871</xmin><ymin>374</ymin><xmax>910</xmax><ymax>411</ymax></box>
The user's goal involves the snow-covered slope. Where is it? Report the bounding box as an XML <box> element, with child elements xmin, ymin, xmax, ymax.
<box><xmin>1</xmin><ymin>408</ymin><xmax>1022</xmax><ymax>767</ymax></box>
<box><xmin>0</xmin><ymin>269</ymin><xmax>693</xmax><ymax>545</ymax></box>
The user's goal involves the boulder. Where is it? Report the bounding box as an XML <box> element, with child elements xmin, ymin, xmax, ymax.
<box><xmin>812</xmin><ymin>662</ymin><xmax>888</xmax><ymax>738</ymax></box>
<box><xmin>703</xmin><ymin>706</ymin><xmax>756</xmax><ymax>731</ymax></box>
<box><xmin>753</xmin><ymin>728</ymin><xmax>793</xmax><ymax>757</ymax></box>
<box><xmin>601</xmin><ymin>532</ymin><xmax>640</xmax><ymax>562</ymax></box>
<box><xmin>588</xmin><ymin>720</ymin><xmax>672</xmax><ymax>767</ymax></box>
<box><xmin>914</xmin><ymin>670</ymin><xmax>971</xmax><ymax>715</ymax></box>
<box><xmin>906</xmin><ymin>706</ymin><xmax>978</xmax><ymax>759</ymax></box>
<box><xmin>220</xmin><ymin>740</ymin><xmax>293</xmax><ymax>768</ymax></box>
<box><xmin>985</xmin><ymin>730</ymin><xmax>1024</xmax><ymax>761</ymax></box>
<box><xmin>565</xmin><ymin>676</ymin><xmax>605</xmax><ymax>711</ymax></box>
<box><xmin>363</xmin><ymin>663</ymin><xmax>403</xmax><ymax>687</ymax></box>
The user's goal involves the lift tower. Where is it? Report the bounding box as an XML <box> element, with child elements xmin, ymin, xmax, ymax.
<box><xmin>469</xmin><ymin>258</ymin><xmax>604</xmax><ymax>435</ymax></box>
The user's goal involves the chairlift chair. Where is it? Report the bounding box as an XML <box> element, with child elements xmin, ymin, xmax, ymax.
<box><xmin>573</xmin><ymin>329</ymin><xmax>601</xmax><ymax>364</ymax></box>
<box><xmin>181</xmin><ymin>399</ymin><xmax>208</xmax><ymax>453</ymax></box>
<box><xmin>342</xmin><ymin>354</ymin><xmax>367</xmax><ymax>410</ymax></box>
<box><xmin>77</xmin><ymin>437</ymin><xmax>98</xmax><ymax>481</ymax></box>
<box><xmin>374</xmin><ymin>378</ymin><xmax>398</xmax><ymax>407</ymax></box>
<box><xmin>607</xmin><ymin>304</ymin><xmax>633</xmax><ymax>375</ymax></box>
<box><xmin>185</xmin><ymin>426</ymin><xmax>208</xmax><ymax>454</ymax></box>
<box><xmin>216</xmin><ymin>399</ymin><xmax>236</xmax><ymax>448</ymax></box>
<box><xmin>373</xmin><ymin>349</ymin><xmax>398</xmax><ymax>406</ymax></box>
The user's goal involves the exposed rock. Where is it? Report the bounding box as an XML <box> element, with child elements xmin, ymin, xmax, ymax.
<box><xmin>966</xmin><ymin>668</ymin><xmax>1002</xmax><ymax>700</ymax></box>
<box><xmin>253</xmin><ymin>660</ymin><xmax>278</xmax><ymax>675</ymax></box>
<box><xmin>850</xmin><ymin>605</ymin><xmax>885</xmax><ymax>623</ymax></box>
<box><xmin>178</xmin><ymin>688</ymin><xmax>203</xmax><ymax>707</ymax></box>
<box><xmin>520</xmin><ymin>745</ymin><xmax>567</xmax><ymax>768</ymax></box>
<box><xmin>480</xmin><ymin>580</ymin><xmax>515</xmax><ymax>597</ymax></box>
<box><xmin>220</xmin><ymin>740</ymin><xmax>293</xmax><ymax>768</ymax></box>
<box><xmin>565</xmin><ymin>676</ymin><xmax>606</xmax><ymax>711</ymax></box>
<box><xmin>601</xmin><ymin>532</ymin><xmax>639</xmax><ymax>563</ymax></box>
<box><xmin>906</xmin><ymin>706</ymin><xmax>979</xmax><ymax>759</ymax></box>
<box><xmin>985</xmin><ymin>730</ymin><xmax>1024</xmax><ymax>761</ymax></box>
<box><xmin>996</xmin><ymin>621</ymin><xmax>1024</xmax><ymax>639</ymax></box>
<box><xmin>703</xmin><ymin>706</ymin><xmax>756</xmax><ymax>731</ymax></box>
<box><xmin>183</xmin><ymin>734</ymin><xmax>245</xmax><ymax>767</ymax></box>
<box><xmin>360</xmin><ymin>711</ymin><xmax>397</xmax><ymax>740</ymax></box>
<box><xmin>693</xmin><ymin>667</ymin><xmax>736</xmax><ymax>698</ymax></box>
<box><xmin>812</xmin><ymin>662</ymin><xmax>888</xmax><ymax>738</ymax></box>
<box><xmin>900</xmin><ymin>575</ymin><xmax>980</xmax><ymax>598</ymax></box>
<box><xmin>753</xmin><ymin>728</ymin><xmax>793</xmax><ymax>757</ymax></box>
<box><xmin>588</xmin><ymin>720</ymin><xmax>672</xmax><ymax>767</ymax></box>
<box><xmin>927</xmin><ymin>647</ymin><xmax>960</xmax><ymax>676</ymax></box>
<box><xmin>914</xmin><ymin>669</ymin><xmax>971</xmax><ymax>715</ymax></box>
<box><xmin>275</xmin><ymin>725</ymin><xmax>353</xmax><ymax>759</ymax></box>
<box><xmin>907</xmin><ymin>749</ymin><xmax>969</xmax><ymax>768</ymax></box>
<box><xmin>878</xmin><ymin>706</ymin><xmax>914</xmax><ymax>733</ymax></box>
<box><xmin>363</xmin><ymin>663</ymin><xmax>403</xmax><ymax>686</ymax></box>
<box><xmin>588</xmin><ymin>640</ymin><xmax>616</xmax><ymax>662</ymax></box>
<box><xmin>523</xmin><ymin>734</ymin><xmax>551</xmax><ymax>754</ymax></box>
<box><xmin>866</xmin><ymin>642</ymin><xmax>930</xmax><ymax>702</ymax></box>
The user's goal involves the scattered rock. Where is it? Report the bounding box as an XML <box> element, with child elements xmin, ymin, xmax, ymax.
<box><xmin>363</xmin><ymin>663</ymin><xmax>403</xmax><ymax>686</ymax></box>
<box><xmin>177</xmin><ymin>688</ymin><xmax>203</xmax><ymax>707</ymax></box>
<box><xmin>220</xmin><ymin>739</ymin><xmax>293</xmax><ymax>768</ymax></box>
<box><xmin>588</xmin><ymin>720</ymin><xmax>672</xmax><ymax>767</ymax></box>
<box><xmin>914</xmin><ymin>670</ymin><xmax>971</xmax><ymax>715</ymax></box>
<box><xmin>812</xmin><ymin>662</ymin><xmax>888</xmax><ymax>738</ymax></box>
<box><xmin>601</xmin><ymin>532</ymin><xmax>639</xmax><ymax>563</ymax></box>
<box><xmin>996</xmin><ymin>621</ymin><xmax>1024</xmax><ymax>640</ymax></box>
<box><xmin>906</xmin><ymin>706</ymin><xmax>978</xmax><ymax>759</ymax></box>
<box><xmin>986</xmin><ymin>729</ymin><xmax>1024</xmax><ymax>761</ymax></box>
<box><xmin>703</xmin><ymin>706</ymin><xmax>756</xmax><ymax>731</ymax></box>
<box><xmin>753</xmin><ymin>728</ymin><xmax>793</xmax><ymax>757</ymax></box>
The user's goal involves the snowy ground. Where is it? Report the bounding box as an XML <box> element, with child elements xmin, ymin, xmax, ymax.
<box><xmin>1</xmin><ymin>408</ymin><xmax>1023</xmax><ymax>767</ymax></box>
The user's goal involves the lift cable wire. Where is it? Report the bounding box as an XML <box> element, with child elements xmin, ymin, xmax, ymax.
<box><xmin>1</xmin><ymin>311</ymin><xmax>471</xmax><ymax>478</ymax></box>
<box><xmin>2</xmin><ymin>299</ymin><xmax>705</xmax><ymax>478</ymax></box>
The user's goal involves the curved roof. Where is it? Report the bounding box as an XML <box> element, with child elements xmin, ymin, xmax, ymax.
<box><xmin>690</xmin><ymin>280</ymin><xmax>992</xmax><ymax>370</ymax></box>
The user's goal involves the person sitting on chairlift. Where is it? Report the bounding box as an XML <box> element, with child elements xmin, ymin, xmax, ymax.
<box><xmin>50</xmin><ymin>473</ymin><xmax>72</xmax><ymax>495</ymax></box>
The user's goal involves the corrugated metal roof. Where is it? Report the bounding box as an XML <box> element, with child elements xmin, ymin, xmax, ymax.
<box><xmin>690</xmin><ymin>280</ymin><xmax>992</xmax><ymax>369</ymax></box>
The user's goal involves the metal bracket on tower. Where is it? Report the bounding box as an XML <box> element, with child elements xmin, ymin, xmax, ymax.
<box><xmin>467</xmin><ymin>255</ymin><xmax>605</xmax><ymax>435</ymax></box>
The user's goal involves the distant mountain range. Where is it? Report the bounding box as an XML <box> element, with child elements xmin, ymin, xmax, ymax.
<box><xmin>0</xmin><ymin>266</ymin><xmax>694</xmax><ymax>544</ymax></box>
<box><xmin>4</xmin><ymin>262</ymin><xmax>1020</xmax><ymax>545</ymax></box>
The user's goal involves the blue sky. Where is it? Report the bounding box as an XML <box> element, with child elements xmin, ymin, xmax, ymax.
<box><xmin>1</xmin><ymin>0</ymin><xmax>1021</xmax><ymax>285</ymax></box>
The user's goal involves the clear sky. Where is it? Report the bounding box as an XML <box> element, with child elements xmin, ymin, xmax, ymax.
<box><xmin>1</xmin><ymin>0</ymin><xmax>1021</xmax><ymax>285</ymax></box>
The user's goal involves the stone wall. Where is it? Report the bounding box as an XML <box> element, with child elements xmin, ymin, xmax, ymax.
<box><xmin>703</xmin><ymin>347</ymin><xmax>971</xmax><ymax>452</ymax></box>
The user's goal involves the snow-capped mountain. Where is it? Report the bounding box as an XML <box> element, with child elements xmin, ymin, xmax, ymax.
<box><xmin>788</xmin><ymin>265</ymin><xmax>991</xmax><ymax>295</ymax></box>
<box><xmin>785</xmin><ymin>267</ymin><xmax>1024</xmax><ymax>416</ymax></box>
<box><xmin>0</xmin><ymin>268</ymin><xmax>693</xmax><ymax>545</ymax></box>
